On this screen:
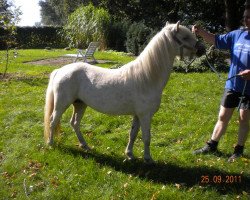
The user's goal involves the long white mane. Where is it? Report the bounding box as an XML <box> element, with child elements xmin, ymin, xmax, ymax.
<box><xmin>121</xmin><ymin>24</ymin><xmax>177</xmax><ymax>88</ymax></box>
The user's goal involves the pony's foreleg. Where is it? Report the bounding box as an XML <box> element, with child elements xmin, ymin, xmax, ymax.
<box><xmin>125</xmin><ymin>116</ymin><xmax>140</xmax><ymax>160</ymax></box>
<box><xmin>70</xmin><ymin>102</ymin><xmax>91</xmax><ymax>151</ymax></box>
<box><xmin>139</xmin><ymin>115</ymin><xmax>154</xmax><ymax>163</ymax></box>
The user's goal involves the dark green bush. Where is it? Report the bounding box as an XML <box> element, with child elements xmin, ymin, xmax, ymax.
<box><xmin>125</xmin><ymin>22</ymin><xmax>157</xmax><ymax>56</ymax></box>
<box><xmin>105</xmin><ymin>20</ymin><xmax>131</xmax><ymax>52</ymax></box>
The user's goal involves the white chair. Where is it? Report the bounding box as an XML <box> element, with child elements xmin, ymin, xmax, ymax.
<box><xmin>74</xmin><ymin>42</ymin><xmax>99</xmax><ymax>63</ymax></box>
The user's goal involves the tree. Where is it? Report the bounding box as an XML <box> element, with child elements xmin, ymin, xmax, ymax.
<box><xmin>224</xmin><ymin>0</ymin><xmax>245</xmax><ymax>31</ymax></box>
<box><xmin>39</xmin><ymin>0</ymin><xmax>101</xmax><ymax>26</ymax></box>
<box><xmin>176</xmin><ymin>0</ymin><xmax>225</xmax><ymax>32</ymax></box>
<box><xmin>0</xmin><ymin>0</ymin><xmax>13</xmax><ymax>26</ymax></box>
<box><xmin>39</xmin><ymin>0</ymin><xmax>247</xmax><ymax>33</ymax></box>
<box><xmin>100</xmin><ymin>0</ymin><xmax>179</xmax><ymax>29</ymax></box>
<box><xmin>39</xmin><ymin>0</ymin><xmax>62</xmax><ymax>26</ymax></box>
<box><xmin>99</xmin><ymin>0</ymin><xmax>235</xmax><ymax>32</ymax></box>
<box><xmin>0</xmin><ymin>0</ymin><xmax>21</xmax><ymax>42</ymax></box>
<box><xmin>0</xmin><ymin>0</ymin><xmax>21</xmax><ymax>78</ymax></box>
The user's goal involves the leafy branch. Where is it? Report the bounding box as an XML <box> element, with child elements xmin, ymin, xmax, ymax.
<box><xmin>0</xmin><ymin>1</ymin><xmax>21</xmax><ymax>79</ymax></box>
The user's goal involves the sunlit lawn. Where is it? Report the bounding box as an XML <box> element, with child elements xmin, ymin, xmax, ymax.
<box><xmin>0</xmin><ymin>49</ymin><xmax>249</xmax><ymax>199</ymax></box>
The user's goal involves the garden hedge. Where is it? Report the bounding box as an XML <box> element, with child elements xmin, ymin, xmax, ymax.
<box><xmin>0</xmin><ymin>26</ymin><xmax>68</xmax><ymax>49</ymax></box>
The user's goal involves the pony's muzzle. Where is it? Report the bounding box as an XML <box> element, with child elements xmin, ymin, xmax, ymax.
<box><xmin>195</xmin><ymin>41</ymin><xmax>206</xmax><ymax>57</ymax></box>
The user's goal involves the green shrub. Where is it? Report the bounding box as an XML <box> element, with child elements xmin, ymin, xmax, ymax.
<box><xmin>63</xmin><ymin>4</ymin><xmax>111</xmax><ymax>49</ymax></box>
<box><xmin>173</xmin><ymin>53</ymin><xmax>229</xmax><ymax>73</ymax></box>
<box><xmin>204</xmin><ymin>46</ymin><xmax>229</xmax><ymax>72</ymax></box>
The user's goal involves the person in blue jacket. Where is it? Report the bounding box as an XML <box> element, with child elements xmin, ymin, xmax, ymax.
<box><xmin>192</xmin><ymin>6</ymin><xmax>250</xmax><ymax>162</ymax></box>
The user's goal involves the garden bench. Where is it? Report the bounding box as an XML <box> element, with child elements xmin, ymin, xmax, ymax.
<box><xmin>74</xmin><ymin>42</ymin><xmax>99</xmax><ymax>63</ymax></box>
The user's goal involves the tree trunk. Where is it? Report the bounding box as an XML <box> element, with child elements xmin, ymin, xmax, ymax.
<box><xmin>224</xmin><ymin>0</ymin><xmax>240</xmax><ymax>31</ymax></box>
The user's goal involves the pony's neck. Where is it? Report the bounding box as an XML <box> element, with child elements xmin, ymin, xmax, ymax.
<box><xmin>137</xmin><ymin>30</ymin><xmax>176</xmax><ymax>72</ymax></box>
<box><xmin>124</xmin><ymin>29</ymin><xmax>176</xmax><ymax>89</ymax></box>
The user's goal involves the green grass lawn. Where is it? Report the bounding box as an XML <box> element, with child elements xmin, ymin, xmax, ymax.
<box><xmin>0</xmin><ymin>49</ymin><xmax>249</xmax><ymax>199</ymax></box>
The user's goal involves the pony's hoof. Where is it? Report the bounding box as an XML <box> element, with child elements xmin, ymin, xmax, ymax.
<box><xmin>79</xmin><ymin>144</ymin><xmax>91</xmax><ymax>151</ymax></box>
<box><xmin>127</xmin><ymin>156</ymin><xmax>135</xmax><ymax>161</ymax></box>
<box><xmin>46</xmin><ymin>140</ymin><xmax>54</xmax><ymax>146</ymax></box>
<box><xmin>125</xmin><ymin>152</ymin><xmax>135</xmax><ymax>161</ymax></box>
<box><xmin>144</xmin><ymin>158</ymin><xmax>155</xmax><ymax>165</ymax></box>
<box><xmin>123</xmin><ymin>157</ymin><xmax>135</xmax><ymax>163</ymax></box>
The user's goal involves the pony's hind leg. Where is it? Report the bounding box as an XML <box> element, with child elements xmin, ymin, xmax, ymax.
<box><xmin>70</xmin><ymin>101</ymin><xmax>91</xmax><ymax>151</ymax></box>
<box><xmin>125</xmin><ymin>116</ymin><xmax>140</xmax><ymax>160</ymax></box>
<box><xmin>48</xmin><ymin>108</ymin><xmax>65</xmax><ymax>145</ymax></box>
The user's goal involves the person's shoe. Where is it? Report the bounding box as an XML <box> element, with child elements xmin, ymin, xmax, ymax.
<box><xmin>193</xmin><ymin>140</ymin><xmax>218</xmax><ymax>155</ymax></box>
<box><xmin>228</xmin><ymin>145</ymin><xmax>244</xmax><ymax>162</ymax></box>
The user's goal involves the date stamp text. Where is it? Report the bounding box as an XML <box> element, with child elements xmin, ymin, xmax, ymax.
<box><xmin>200</xmin><ymin>175</ymin><xmax>242</xmax><ymax>184</ymax></box>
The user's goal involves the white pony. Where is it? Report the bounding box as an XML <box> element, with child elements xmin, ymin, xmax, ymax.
<box><xmin>44</xmin><ymin>22</ymin><xmax>206</xmax><ymax>163</ymax></box>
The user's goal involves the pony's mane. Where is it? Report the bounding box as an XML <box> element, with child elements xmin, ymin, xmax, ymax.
<box><xmin>121</xmin><ymin>24</ymin><xmax>177</xmax><ymax>88</ymax></box>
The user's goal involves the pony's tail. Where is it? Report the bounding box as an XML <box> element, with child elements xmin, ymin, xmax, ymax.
<box><xmin>44</xmin><ymin>70</ymin><xmax>60</xmax><ymax>143</ymax></box>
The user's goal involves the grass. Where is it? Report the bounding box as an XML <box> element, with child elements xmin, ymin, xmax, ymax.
<box><xmin>0</xmin><ymin>49</ymin><xmax>249</xmax><ymax>199</ymax></box>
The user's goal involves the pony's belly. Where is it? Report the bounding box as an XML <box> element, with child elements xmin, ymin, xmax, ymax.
<box><xmin>81</xmin><ymin>91</ymin><xmax>161</xmax><ymax>116</ymax></box>
<box><xmin>91</xmin><ymin>106</ymin><xmax>134</xmax><ymax>115</ymax></box>
<box><xmin>78</xmin><ymin>83</ymin><xmax>136</xmax><ymax>115</ymax></box>
<box><xmin>85</xmin><ymin>98</ymin><xmax>135</xmax><ymax>115</ymax></box>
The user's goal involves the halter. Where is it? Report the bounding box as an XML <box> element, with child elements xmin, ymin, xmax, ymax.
<box><xmin>171</xmin><ymin>31</ymin><xmax>199</xmax><ymax>60</ymax></box>
<box><xmin>171</xmin><ymin>30</ymin><xmax>220</xmax><ymax>76</ymax></box>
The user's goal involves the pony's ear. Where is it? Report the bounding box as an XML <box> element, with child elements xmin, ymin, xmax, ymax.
<box><xmin>173</xmin><ymin>21</ymin><xmax>180</xmax><ymax>32</ymax></box>
<box><xmin>165</xmin><ymin>21</ymin><xmax>170</xmax><ymax>27</ymax></box>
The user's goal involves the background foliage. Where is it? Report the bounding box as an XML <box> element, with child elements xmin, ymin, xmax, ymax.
<box><xmin>1</xmin><ymin>0</ymin><xmax>248</xmax><ymax>54</ymax></box>
<box><xmin>40</xmin><ymin>0</ymin><xmax>246</xmax><ymax>31</ymax></box>
<box><xmin>1</xmin><ymin>0</ymin><xmax>248</xmax><ymax>71</ymax></box>
<box><xmin>38</xmin><ymin>0</ymin><xmax>247</xmax><ymax>55</ymax></box>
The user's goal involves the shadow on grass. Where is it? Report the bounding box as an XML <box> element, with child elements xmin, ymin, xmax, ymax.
<box><xmin>58</xmin><ymin>145</ymin><xmax>250</xmax><ymax>195</ymax></box>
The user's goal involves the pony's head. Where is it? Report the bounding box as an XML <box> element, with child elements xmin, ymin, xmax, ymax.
<box><xmin>166</xmin><ymin>21</ymin><xmax>206</xmax><ymax>59</ymax></box>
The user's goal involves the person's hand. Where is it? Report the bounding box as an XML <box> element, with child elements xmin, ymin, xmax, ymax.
<box><xmin>239</xmin><ymin>69</ymin><xmax>250</xmax><ymax>80</ymax></box>
<box><xmin>192</xmin><ymin>24</ymin><xmax>215</xmax><ymax>45</ymax></box>
<box><xmin>192</xmin><ymin>24</ymin><xmax>201</xmax><ymax>35</ymax></box>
